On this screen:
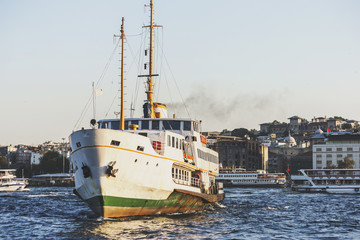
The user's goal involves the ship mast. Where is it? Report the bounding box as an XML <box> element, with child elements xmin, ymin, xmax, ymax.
<box><xmin>120</xmin><ymin>17</ymin><xmax>125</xmax><ymax>130</ymax></box>
<box><xmin>147</xmin><ymin>0</ymin><xmax>154</xmax><ymax>118</ymax></box>
<box><xmin>139</xmin><ymin>0</ymin><xmax>161</xmax><ymax>118</ymax></box>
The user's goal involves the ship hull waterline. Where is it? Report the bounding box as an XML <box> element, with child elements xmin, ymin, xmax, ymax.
<box><xmin>75</xmin><ymin>189</ymin><xmax>221</xmax><ymax>218</ymax></box>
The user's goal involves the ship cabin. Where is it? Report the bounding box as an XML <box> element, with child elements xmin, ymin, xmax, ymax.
<box><xmin>98</xmin><ymin>118</ymin><xmax>219</xmax><ymax>185</ymax></box>
<box><xmin>98</xmin><ymin>118</ymin><xmax>201</xmax><ymax>134</ymax></box>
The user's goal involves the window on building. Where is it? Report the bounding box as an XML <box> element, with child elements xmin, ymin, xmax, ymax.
<box><xmin>337</xmin><ymin>148</ymin><xmax>342</xmax><ymax>151</ymax></box>
<box><xmin>326</xmin><ymin>148</ymin><xmax>332</xmax><ymax>152</ymax></box>
<box><xmin>348</xmin><ymin>147</ymin><xmax>353</xmax><ymax>151</ymax></box>
<box><xmin>316</xmin><ymin>148</ymin><xmax>322</xmax><ymax>152</ymax></box>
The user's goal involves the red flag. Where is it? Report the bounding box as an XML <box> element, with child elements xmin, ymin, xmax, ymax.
<box><xmin>327</xmin><ymin>128</ymin><xmax>331</xmax><ymax>132</ymax></box>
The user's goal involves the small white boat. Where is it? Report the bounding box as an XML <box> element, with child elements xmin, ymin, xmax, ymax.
<box><xmin>0</xmin><ymin>169</ymin><xmax>28</xmax><ymax>192</ymax></box>
<box><xmin>216</xmin><ymin>168</ymin><xmax>286</xmax><ymax>188</ymax></box>
<box><xmin>291</xmin><ymin>169</ymin><xmax>360</xmax><ymax>194</ymax></box>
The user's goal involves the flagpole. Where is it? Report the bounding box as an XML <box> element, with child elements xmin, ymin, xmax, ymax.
<box><xmin>93</xmin><ymin>82</ymin><xmax>96</xmax><ymax>120</ymax></box>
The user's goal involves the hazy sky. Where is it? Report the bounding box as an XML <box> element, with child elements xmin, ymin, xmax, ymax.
<box><xmin>1</xmin><ymin>0</ymin><xmax>360</xmax><ymax>146</ymax></box>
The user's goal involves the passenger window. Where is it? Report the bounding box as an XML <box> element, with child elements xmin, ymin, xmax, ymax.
<box><xmin>172</xmin><ymin>137</ymin><xmax>175</xmax><ymax>147</ymax></box>
<box><xmin>111</xmin><ymin>121</ymin><xmax>120</xmax><ymax>130</ymax></box>
<box><xmin>183</xmin><ymin>121</ymin><xmax>191</xmax><ymax>131</ymax></box>
<box><xmin>152</xmin><ymin>120</ymin><xmax>159</xmax><ymax>130</ymax></box>
<box><xmin>142</xmin><ymin>120</ymin><xmax>149</xmax><ymax>130</ymax></box>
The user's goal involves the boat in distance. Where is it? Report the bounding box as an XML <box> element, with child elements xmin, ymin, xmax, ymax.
<box><xmin>0</xmin><ymin>169</ymin><xmax>28</xmax><ymax>192</ymax></box>
<box><xmin>291</xmin><ymin>169</ymin><xmax>360</xmax><ymax>194</ymax></box>
<box><xmin>69</xmin><ymin>0</ymin><xmax>224</xmax><ymax>218</ymax></box>
<box><xmin>216</xmin><ymin>168</ymin><xmax>286</xmax><ymax>188</ymax></box>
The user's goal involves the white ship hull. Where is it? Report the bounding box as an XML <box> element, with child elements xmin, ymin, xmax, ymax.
<box><xmin>291</xmin><ymin>169</ymin><xmax>360</xmax><ymax>194</ymax></box>
<box><xmin>224</xmin><ymin>181</ymin><xmax>286</xmax><ymax>188</ymax></box>
<box><xmin>291</xmin><ymin>185</ymin><xmax>360</xmax><ymax>194</ymax></box>
<box><xmin>0</xmin><ymin>182</ymin><xmax>27</xmax><ymax>192</ymax></box>
<box><xmin>70</xmin><ymin>129</ymin><xmax>223</xmax><ymax>217</ymax></box>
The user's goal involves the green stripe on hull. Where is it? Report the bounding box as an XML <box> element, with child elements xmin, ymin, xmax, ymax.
<box><xmin>85</xmin><ymin>191</ymin><xmax>206</xmax><ymax>217</ymax></box>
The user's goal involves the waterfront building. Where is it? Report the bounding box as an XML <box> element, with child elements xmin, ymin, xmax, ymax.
<box><xmin>312</xmin><ymin>133</ymin><xmax>360</xmax><ymax>169</ymax></box>
<box><xmin>31</xmin><ymin>152</ymin><xmax>43</xmax><ymax>165</ymax></box>
<box><xmin>289</xmin><ymin>151</ymin><xmax>313</xmax><ymax>175</ymax></box>
<box><xmin>14</xmin><ymin>149</ymin><xmax>32</xmax><ymax>166</ymax></box>
<box><xmin>288</xmin><ymin>116</ymin><xmax>308</xmax><ymax>134</ymax></box>
<box><xmin>268</xmin><ymin>123</ymin><xmax>289</xmax><ymax>136</ymax></box>
<box><xmin>267</xmin><ymin>134</ymin><xmax>310</xmax><ymax>173</ymax></box>
<box><xmin>327</xmin><ymin>118</ymin><xmax>342</xmax><ymax>131</ymax></box>
<box><xmin>260</xmin><ymin>115</ymin><xmax>360</xmax><ymax>137</ymax></box>
<box><xmin>212</xmin><ymin>137</ymin><xmax>268</xmax><ymax>171</ymax></box>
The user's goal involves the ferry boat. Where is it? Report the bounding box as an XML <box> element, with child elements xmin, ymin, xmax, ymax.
<box><xmin>69</xmin><ymin>0</ymin><xmax>224</xmax><ymax>218</ymax></box>
<box><xmin>0</xmin><ymin>169</ymin><xmax>28</xmax><ymax>192</ymax></box>
<box><xmin>291</xmin><ymin>169</ymin><xmax>360</xmax><ymax>194</ymax></box>
<box><xmin>216</xmin><ymin>168</ymin><xmax>286</xmax><ymax>188</ymax></box>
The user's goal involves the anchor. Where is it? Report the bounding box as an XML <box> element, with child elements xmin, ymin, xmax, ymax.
<box><xmin>81</xmin><ymin>163</ymin><xmax>91</xmax><ymax>178</ymax></box>
<box><xmin>106</xmin><ymin>161</ymin><xmax>119</xmax><ymax>177</ymax></box>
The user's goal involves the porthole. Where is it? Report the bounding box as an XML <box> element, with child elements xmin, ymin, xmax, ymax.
<box><xmin>110</xmin><ymin>140</ymin><xmax>120</xmax><ymax>146</ymax></box>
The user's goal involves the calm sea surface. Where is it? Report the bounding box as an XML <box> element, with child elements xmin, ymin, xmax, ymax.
<box><xmin>1</xmin><ymin>187</ymin><xmax>359</xmax><ymax>240</ymax></box>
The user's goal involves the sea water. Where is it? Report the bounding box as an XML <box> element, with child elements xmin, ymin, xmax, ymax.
<box><xmin>1</xmin><ymin>187</ymin><xmax>359</xmax><ymax>239</ymax></box>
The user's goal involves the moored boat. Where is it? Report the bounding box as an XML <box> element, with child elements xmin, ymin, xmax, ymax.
<box><xmin>0</xmin><ymin>169</ymin><xmax>28</xmax><ymax>192</ymax></box>
<box><xmin>69</xmin><ymin>0</ymin><xmax>224</xmax><ymax>218</ymax></box>
<box><xmin>291</xmin><ymin>169</ymin><xmax>360</xmax><ymax>194</ymax></box>
<box><xmin>216</xmin><ymin>168</ymin><xmax>286</xmax><ymax>188</ymax></box>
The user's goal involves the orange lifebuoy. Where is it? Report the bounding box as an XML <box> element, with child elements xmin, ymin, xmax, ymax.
<box><xmin>200</xmin><ymin>135</ymin><xmax>207</xmax><ymax>144</ymax></box>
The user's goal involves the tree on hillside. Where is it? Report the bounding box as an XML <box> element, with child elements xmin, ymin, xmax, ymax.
<box><xmin>337</xmin><ymin>156</ymin><xmax>355</xmax><ymax>169</ymax></box>
<box><xmin>333</xmin><ymin>116</ymin><xmax>347</xmax><ymax>121</ymax></box>
<box><xmin>0</xmin><ymin>153</ymin><xmax>8</xmax><ymax>168</ymax></box>
<box><xmin>272</xmin><ymin>120</ymin><xmax>280</xmax><ymax>125</ymax></box>
<box><xmin>35</xmin><ymin>151</ymin><xmax>69</xmax><ymax>174</ymax></box>
<box><xmin>231</xmin><ymin>128</ymin><xmax>249</xmax><ymax>138</ymax></box>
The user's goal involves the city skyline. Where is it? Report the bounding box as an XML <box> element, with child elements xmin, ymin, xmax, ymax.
<box><xmin>1</xmin><ymin>0</ymin><xmax>360</xmax><ymax>145</ymax></box>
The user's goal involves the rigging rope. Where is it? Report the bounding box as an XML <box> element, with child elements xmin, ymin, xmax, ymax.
<box><xmin>104</xmin><ymin>34</ymin><xmax>143</xmax><ymax>118</ymax></box>
<box><xmin>73</xmin><ymin>38</ymin><xmax>121</xmax><ymax>130</ymax></box>
<box><xmin>156</xmin><ymin>38</ymin><xmax>191</xmax><ymax>119</ymax></box>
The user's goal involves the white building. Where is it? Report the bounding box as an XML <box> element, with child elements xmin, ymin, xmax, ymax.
<box><xmin>31</xmin><ymin>152</ymin><xmax>43</xmax><ymax>165</ymax></box>
<box><xmin>312</xmin><ymin>133</ymin><xmax>360</xmax><ymax>169</ymax></box>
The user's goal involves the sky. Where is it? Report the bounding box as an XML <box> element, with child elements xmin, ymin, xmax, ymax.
<box><xmin>1</xmin><ymin>0</ymin><xmax>360</xmax><ymax>146</ymax></box>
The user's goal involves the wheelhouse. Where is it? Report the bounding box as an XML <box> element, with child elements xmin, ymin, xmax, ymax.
<box><xmin>98</xmin><ymin>118</ymin><xmax>201</xmax><ymax>133</ymax></box>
